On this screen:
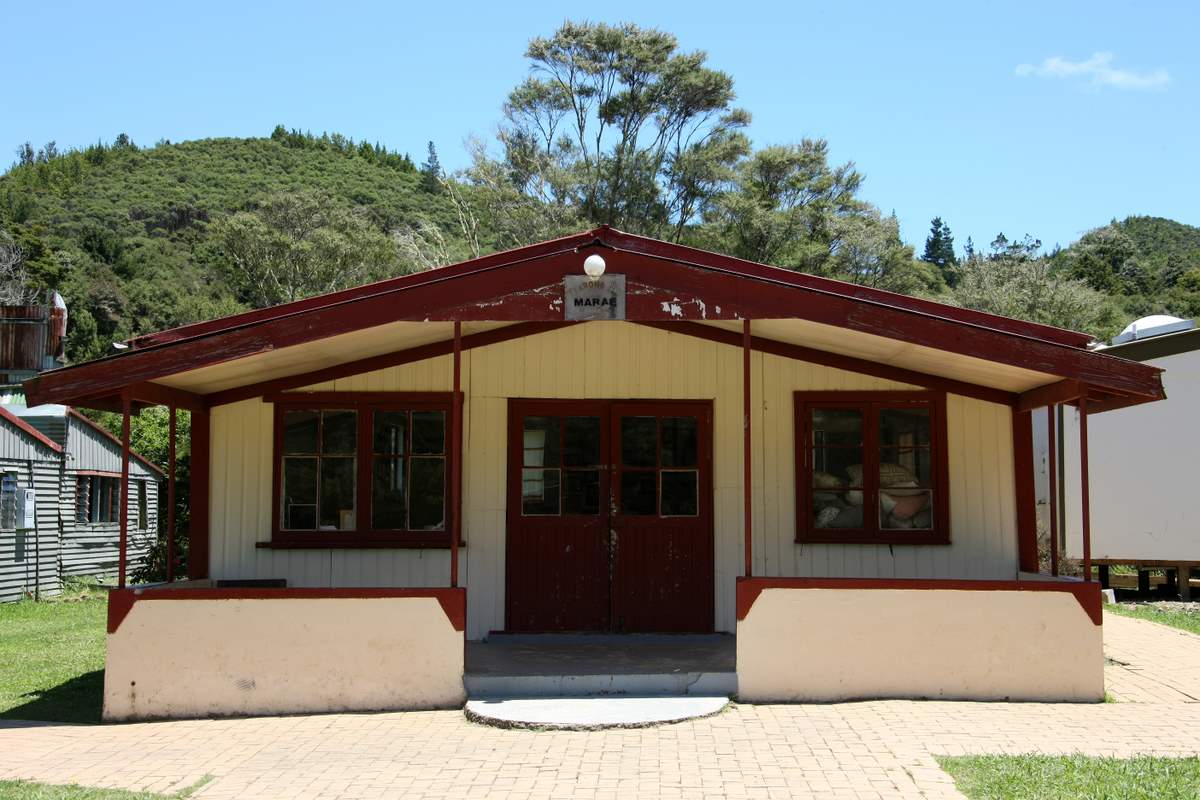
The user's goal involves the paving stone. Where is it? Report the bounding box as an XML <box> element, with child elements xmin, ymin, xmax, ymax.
<box><xmin>2</xmin><ymin>612</ymin><xmax>1200</xmax><ymax>799</ymax></box>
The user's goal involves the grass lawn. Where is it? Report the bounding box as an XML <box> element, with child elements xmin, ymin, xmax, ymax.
<box><xmin>0</xmin><ymin>584</ymin><xmax>107</xmax><ymax>724</ymax></box>
<box><xmin>0</xmin><ymin>781</ymin><xmax>171</xmax><ymax>800</ymax></box>
<box><xmin>1106</xmin><ymin>603</ymin><xmax>1200</xmax><ymax>636</ymax></box>
<box><xmin>0</xmin><ymin>778</ymin><xmax>210</xmax><ymax>800</ymax></box>
<box><xmin>937</xmin><ymin>754</ymin><xmax>1200</xmax><ymax>799</ymax></box>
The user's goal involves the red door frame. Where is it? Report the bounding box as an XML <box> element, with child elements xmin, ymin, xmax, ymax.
<box><xmin>504</xmin><ymin>399</ymin><xmax>715</xmax><ymax>633</ymax></box>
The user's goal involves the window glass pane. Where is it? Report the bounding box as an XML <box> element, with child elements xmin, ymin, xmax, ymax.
<box><xmin>76</xmin><ymin>478</ymin><xmax>89</xmax><ymax>523</ymax></box>
<box><xmin>811</xmin><ymin>409</ymin><xmax>863</xmax><ymax>446</ymax></box>
<box><xmin>522</xmin><ymin>417</ymin><xmax>559</xmax><ymax>468</ymax></box>
<box><xmin>811</xmin><ymin>448</ymin><xmax>863</xmax><ymax>487</ymax></box>
<box><xmin>563</xmin><ymin>469</ymin><xmax>600</xmax><ymax>515</ymax></box>
<box><xmin>319</xmin><ymin>456</ymin><xmax>355</xmax><ymax>529</ymax></box>
<box><xmin>282</xmin><ymin>457</ymin><xmax>317</xmax><ymax>529</ymax></box>
<box><xmin>522</xmin><ymin>468</ymin><xmax>560</xmax><ymax>515</ymax></box>
<box><xmin>880</xmin><ymin>448</ymin><xmax>932</xmax><ymax>486</ymax></box>
<box><xmin>371</xmin><ymin>457</ymin><xmax>406</xmax><ymax>529</ymax></box>
<box><xmin>138</xmin><ymin>482</ymin><xmax>148</xmax><ymax>530</ymax></box>
<box><xmin>409</xmin><ymin>457</ymin><xmax>446</xmax><ymax>529</ymax></box>
<box><xmin>321</xmin><ymin>410</ymin><xmax>357</xmax><ymax>455</ymax></box>
<box><xmin>812</xmin><ymin>491</ymin><xmax>865</xmax><ymax>529</ymax></box>
<box><xmin>620</xmin><ymin>471</ymin><xmax>657</xmax><ymax>515</ymax></box>
<box><xmin>1</xmin><ymin>473</ymin><xmax>17</xmax><ymax>530</ymax></box>
<box><xmin>621</xmin><ymin>417</ymin><xmax>657</xmax><ymax>467</ymax></box>
<box><xmin>660</xmin><ymin>417</ymin><xmax>698</xmax><ymax>467</ymax></box>
<box><xmin>661</xmin><ymin>471</ymin><xmax>698</xmax><ymax>516</ymax></box>
<box><xmin>412</xmin><ymin>411</ymin><xmax>445</xmax><ymax>455</ymax></box>
<box><xmin>373</xmin><ymin>411</ymin><xmax>407</xmax><ymax>455</ymax></box>
<box><xmin>283</xmin><ymin>410</ymin><xmax>319</xmax><ymax>454</ymax></box>
<box><xmin>563</xmin><ymin>417</ymin><xmax>600</xmax><ymax>466</ymax></box>
<box><xmin>880</xmin><ymin>490</ymin><xmax>933</xmax><ymax>530</ymax></box>
<box><xmin>880</xmin><ymin>407</ymin><xmax>931</xmax><ymax>447</ymax></box>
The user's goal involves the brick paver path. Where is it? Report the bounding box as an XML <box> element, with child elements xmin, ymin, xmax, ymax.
<box><xmin>1104</xmin><ymin>611</ymin><xmax>1200</xmax><ymax>702</ymax></box>
<box><xmin>2</xmin><ymin>610</ymin><xmax>1199</xmax><ymax>800</ymax></box>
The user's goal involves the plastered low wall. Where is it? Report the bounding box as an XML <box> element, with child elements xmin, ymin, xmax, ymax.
<box><xmin>103</xmin><ymin>587</ymin><xmax>466</xmax><ymax>721</ymax></box>
<box><xmin>736</xmin><ymin>578</ymin><xmax>1103</xmax><ymax>703</ymax></box>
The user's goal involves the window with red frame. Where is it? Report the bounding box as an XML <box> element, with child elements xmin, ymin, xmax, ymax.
<box><xmin>272</xmin><ymin>395</ymin><xmax>453</xmax><ymax>546</ymax></box>
<box><xmin>794</xmin><ymin>391</ymin><xmax>949</xmax><ymax>544</ymax></box>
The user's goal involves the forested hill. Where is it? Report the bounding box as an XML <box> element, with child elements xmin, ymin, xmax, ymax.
<box><xmin>1053</xmin><ymin>215</ymin><xmax>1200</xmax><ymax>324</ymax></box>
<box><xmin>0</xmin><ymin>130</ymin><xmax>466</xmax><ymax>362</ymax></box>
<box><xmin>4</xmin><ymin>127</ymin><xmax>1200</xmax><ymax>365</ymax></box>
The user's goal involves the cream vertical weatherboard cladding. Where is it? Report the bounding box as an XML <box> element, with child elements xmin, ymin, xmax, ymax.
<box><xmin>207</xmin><ymin>322</ymin><xmax>1020</xmax><ymax>639</ymax></box>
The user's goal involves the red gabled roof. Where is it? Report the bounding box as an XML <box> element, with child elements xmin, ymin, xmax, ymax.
<box><xmin>0</xmin><ymin>406</ymin><xmax>63</xmax><ymax>454</ymax></box>
<box><xmin>23</xmin><ymin>226</ymin><xmax>1164</xmax><ymax>410</ymax></box>
<box><xmin>128</xmin><ymin>226</ymin><xmax>1093</xmax><ymax>350</ymax></box>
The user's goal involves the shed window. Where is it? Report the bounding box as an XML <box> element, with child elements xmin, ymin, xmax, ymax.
<box><xmin>272</xmin><ymin>394</ymin><xmax>455</xmax><ymax>547</ymax></box>
<box><xmin>0</xmin><ymin>472</ymin><xmax>18</xmax><ymax>531</ymax></box>
<box><xmin>795</xmin><ymin>391</ymin><xmax>949</xmax><ymax>545</ymax></box>
<box><xmin>76</xmin><ymin>475</ymin><xmax>120</xmax><ymax>524</ymax></box>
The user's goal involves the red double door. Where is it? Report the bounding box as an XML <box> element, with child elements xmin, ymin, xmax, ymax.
<box><xmin>505</xmin><ymin>400</ymin><xmax>714</xmax><ymax>633</ymax></box>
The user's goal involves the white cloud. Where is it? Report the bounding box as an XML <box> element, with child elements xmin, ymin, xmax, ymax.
<box><xmin>1015</xmin><ymin>52</ymin><xmax>1169</xmax><ymax>91</ymax></box>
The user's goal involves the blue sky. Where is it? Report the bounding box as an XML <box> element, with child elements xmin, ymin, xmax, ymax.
<box><xmin>3</xmin><ymin>0</ymin><xmax>1196</xmax><ymax>252</ymax></box>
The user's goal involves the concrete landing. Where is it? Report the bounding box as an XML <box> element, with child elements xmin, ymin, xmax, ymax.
<box><xmin>465</xmin><ymin>695</ymin><xmax>730</xmax><ymax>730</ymax></box>
<box><xmin>465</xmin><ymin>634</ymin><xmax>737</xmax><ymax>698</ymax></box>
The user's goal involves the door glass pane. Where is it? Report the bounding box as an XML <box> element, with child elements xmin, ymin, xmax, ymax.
<box><xmin>621</xmin><ymin>417</ymin><xmax>657</xmax><ymax>467</ymax></box>
<box><xmin>522</xmin><ymin>468</ymin><xmax>560</xmax><ymax>515</ymax></box>
<box><xmin>563</xmin><ymin>416</ymin><xmax>601</xmax><ymax>466</ymax></box>
<box><xmin>371</xmin><ymin>457</ymin><xmax>406</xmax><ymax>529</ymax></box>
<box><xmin>282</xmin><ymin>410</ymin><xmax>319</xmax><ymax>454</ymax></box>
<box><xmin>563</xmin><ymin>469</ymin><xmax>600</xmax><ymax>515</ymax></box>
<box><xmin>319</xmin><ymin>456</ymin><xmax>355</xmax><ymax>529</ymax></box>
<box><xmin>880</xmin><ymin>490</ymin><xmax>933</xmax><ymax>530</ymax></box>
<box><xmin>660</xmin><ymin>417</ymin><xmax>698</xmax><ymax>467</ymax></box>
<box><xmin>282</xmin><ymin>457</ymin><xmax>317</xmax><ymax>529</ymax></box>
<box><xmin>412</xmin><ymin>411</ymin><xmax>445</xmax><ymax>455</ymax></box>
<box><xmin>661</xmin><ymin>470</ymin><xmax>698</xmax><ymax>516</ymax></box>
<box><xmin>322</xmin><ymin>410</ymin><xmax>357</xmax><ymax>455</ymax></box>
<box><xmin>373</xmin><ymin>411</ymin><xmax>407</xmax><ymax>455</ymax></box>
<box><xmin>409</xmin><ymin>457</ymin><xmax>445</xmax><ymax>530</ymax></box>
<box><xmin>620</xmin><ymin>471</ymin><xmax>657</xmax><ymax>515</ymax></box>
<box><xmin>523</xmin><ymin>417</ymin><xmax>560</xmax><ymax>467</ymax></box>
<box><xmin>811</xmin><ymin>409</ymin><xmax>863</xmax><ymax>446</ymax></box>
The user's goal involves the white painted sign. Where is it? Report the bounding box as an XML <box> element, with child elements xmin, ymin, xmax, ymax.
<box><xmin>564</xmin><ymin>275</ymin><xmax>626</xmax><ymax>320</ymax></box>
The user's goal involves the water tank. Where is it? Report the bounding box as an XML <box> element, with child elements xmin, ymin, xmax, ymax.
<box><xmin>1111</xmin><ymin>315</ymin><xmax>1195</xmax><ymax>345</ymax></box>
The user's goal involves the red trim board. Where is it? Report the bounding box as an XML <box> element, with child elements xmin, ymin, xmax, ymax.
<box><xmin>735</xmin><ymin>576</ymin><xmax>1103</xmax><ymax>626</ymax></box>
<box><xmin>107</xmin><ymin>586</ymin><xmax>467</xmax><ymax>634</ymax></box>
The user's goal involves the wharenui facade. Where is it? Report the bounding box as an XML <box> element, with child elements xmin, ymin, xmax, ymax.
<box><xmin>24</xmin><ymin>227</ymin><xmax>1165</xmax><ymax>720</ymax></box>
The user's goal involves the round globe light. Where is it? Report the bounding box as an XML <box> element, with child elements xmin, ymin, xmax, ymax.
<box><xmin>583</xmin><ymin>253</ymin><xmax>607</xmax><ymax>278</ymax></box>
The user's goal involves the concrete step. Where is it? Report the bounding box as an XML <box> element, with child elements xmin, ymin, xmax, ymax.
<box><xmin>465</xmin><ymin>670</ymin><xmax>737</xmax><ymax>699</ymax></box>
<box><xmin>465</xmin><ymin>695</ymin><xmax>730</xmax><ymax>730</ymax></box>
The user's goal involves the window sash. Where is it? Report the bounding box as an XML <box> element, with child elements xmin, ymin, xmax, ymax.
<box><xmin>795</xmin><ymin>392</ymin><xmax>948</xmax><ymax>545</ymax></box>
<box><xmin>272</xmin><ymin>395</ymin><xmax>454</xmax><ymax>544</ymax></box>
